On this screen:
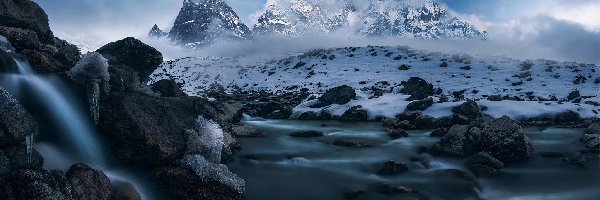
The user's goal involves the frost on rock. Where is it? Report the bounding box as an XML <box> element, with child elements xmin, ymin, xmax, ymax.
<box><xmin>69</xmin><ymin>52</ymin><xmax>110</xmax><ymax>124</ymax></box>
<box><xmin>185</xmin><ymin>116</ymin><xmax>224</xmax><ymax>163</ymax></box>
<box><xmin>182</xmin><ymin>154</ymin><xmax>245</xmax><ymax>194</ymax></box>
<box><xmin>0</xmin><ymin>35</ymin><xmax>15</xmax><ymax>51</ymax></box>
<box><xmin>25</xmin><ymin>133</ymin><xmax>34</xmax><ymax>165</ymax></box>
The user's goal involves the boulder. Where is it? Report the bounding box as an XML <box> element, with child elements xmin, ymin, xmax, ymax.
<box><xmin>151</xmin><ymin>79</ymin><xmax>185</xmax><ymax>97</ymax></box>
<box><xmin>381</xmin><ymin>118</ymin><xmax>399</xmax><ymax>127</ymax></box>
<box><xmin>402</xmin><ymin>77</ymin><xmax>434</xmax><ymax>101</ymax></box>
<box><xmin>0</xmin><ymin>48</ymin><xmax>18</xmax><ymax>73</ymax></box>
<box><xmin>414</xmin><ymin>115</ymin><xmax>435</xmax><ymax>129</ymax></box>
<box><xmin>230</xmin><ymin>125</ymin><xmax>265</xmax><ymax>137</ymax></box>
<box><xmin>340</xmin><ymin>106</ymin><xmax>368</xmax><ymax>122</ymax></box>
<box><xmin>430</xmin><ymin>128</ymin><xmax>447</xmax><ymax>137</ymax></box>
<box><xmin>289</xmin><ymin>130</ymin><xmax>325</xmax><ymax>138</ymax></box>
<box><xmin>584</xmin><ymin>123</ymin><xmax>599</xmax><ymax>135</ymax></box>
<box><xmin>0</xmin><ymin>86</ymin><xmax>38</xmax><ymax>145</ymax></box>
<box><xmin>297</xmin><ymin>111</ymin><xmax>318</xmax><ymax>120</ymax></box>
<box><xmin>66</xmin><ymin>163</ymin><xmax>112</xmax><ymax>200</ymax></box>
<box><xmin>331</xmin><ymin>139</ymin><xmax>374</xmax><ymax>148</ymax></box>
<box><xmin>0</xmin><ymin>0</ymin><xmax>52</xmax><ymax>42</ymax></box>
<box><xmin>452</xmin><ymin>100</ymin><xmax>480</xmax><ymax>122</ymax></box>
<box><xmin>432</xmin><ymin>116</ymin><xmax>533</xmax><ymax>162</ymax></box>
<box><xmin>395</xmin><ymin>111</ymin><xmax>422</xmax><ymax>122</ymax></box>
<box><xmin>96</xmin><ymin>37</ymin><xmax>163</xmax><ymax>82</ymax></box>
<box><xmin>377</xmin><ymin>160</ymin><xmax>408</xmax><ymax>175</ymax></box>
<box><xmin>5</xmin><ymin>144</ymin><xmax>44</xmax><ymax>170</ymax></box>
<box><xmin>311</xmin><ymin>85</ymin><xmax>356</xmax><ymax>108</ymax></box>
<box><xmin>386</xmin><ymin>128</ymin><xmax>409</xmax><ymax>139</ymax></box>
<box><xmin>469</xmin><ymin>164</ymin><xmax>497</xmax><ymax>177</ymax></box>
<box><xmin>8</xmin><ymin>169</ymin><xmax>75</xmax><ymax>200</ymax></box>
<box><xmin>581</xmin><ymin>134</ymin><xmax>599</xmax><ymax>149</ymax></box>
<box><xmin>468</xmin><ymin>152</ymin><xmax>504</xmax><ymax>169</ymax></box>
<box><xmin>0</xmin><ymin>150</ymin><xmax>9</xmax><ymax>175</ymax></box>
<box><xmin>111</xmin><ymin>181</ymin><xmax>141</xmax><ymax>200</ymax></box>
<box><xmin>405</xmin><ymin>97</ymin><xmax>433</xmax><ymax>111</ymax></box>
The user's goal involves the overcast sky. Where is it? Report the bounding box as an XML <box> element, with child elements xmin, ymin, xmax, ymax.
<box><xmin>32</xmin><ymin>0</ymin><xmax>599</xmax><ymax>63</ymax></box>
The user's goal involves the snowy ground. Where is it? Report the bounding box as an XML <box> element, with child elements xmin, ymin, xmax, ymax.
<box><xmin>150</xmin><ymin>45</ymin><xmax>600</xmax><ymax>120</ymax></box>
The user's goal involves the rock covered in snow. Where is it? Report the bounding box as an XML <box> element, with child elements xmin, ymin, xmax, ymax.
<box><xmin>253</xmin><ymin>0</ymin><xmax>485</xmax><ymax>39</ymax></box>
<box><xmin>185</xmin><ymin>116</ymin><xmax>225</xmax><ymax>163</ymax></box>
<box><xmin>167</xmin><ymin>0</ymin><xmax>251</xmax><ymax>48</ymax></box>
<box><xmin>148</xmin><ymin>24</ymin><xmax>167</xmax><ymax>38</ymax></box>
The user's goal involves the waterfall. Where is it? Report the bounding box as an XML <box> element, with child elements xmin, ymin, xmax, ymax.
<box><xmin>1</xmin><ymin>55</ymin><xmax>103</xmax><ymax>164</ymax></box>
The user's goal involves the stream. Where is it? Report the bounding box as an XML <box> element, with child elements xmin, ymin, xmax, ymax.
<box><xmin>228</xmin><ymin>118</ymin><xmax>600</xmax><ymax>200</ymax></box>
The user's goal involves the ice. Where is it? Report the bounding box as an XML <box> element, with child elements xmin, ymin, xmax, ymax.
<box><xmin>25</xmin><ymin>133</ymin><xmax>35</xmax><ymax>165</ymax></box>
<box><xmin>187</xmin><ymin>116</ymin><xmax>225</xmax><ymax>163</ymax></box>
<box><xmin>181</xmin><ymin>154</ymin><xmax>245</xmax><ymax>194</ymax></box>
<box><xmin>69</xmin><ymin>52</ymin><xmax>110</xmax><ymax>124</ymax></box>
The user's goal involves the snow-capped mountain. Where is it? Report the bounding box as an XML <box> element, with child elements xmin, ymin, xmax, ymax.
<box><xmin>253</xmin><ymin>0</ymin><xmax>485</xmax><ymax>39</ymax></box>
<box><xmin>167</xmin><ymin>0</ymin><xmax>251</xmax><ymax>48</ymax></box>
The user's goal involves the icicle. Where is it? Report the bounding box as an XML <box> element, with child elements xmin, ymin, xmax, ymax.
<box><xmin>26</xmin><ymin>133</ymin><xmax>34</xmax><ymax>165</ymax></box>
<box><xmin>89</xmin><ymin>82</ymin><xmax>100</xmax><ymax>124</ymax></box>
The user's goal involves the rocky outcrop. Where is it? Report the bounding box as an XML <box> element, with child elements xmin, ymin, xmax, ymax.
<box><xmin>66</xmin><ymin>164</ymin><xmax>112</xmax><ymax>200</ymax></box>
<box><xmin>231</xmin><ymin>125</ymin><xmax>265</xmax><ymax>137</ymax></box>
<box><xmin>0</xmin><ymin>0</ymin><xmax>80</xmax><ymax>73</ymax></box>
<box><xmin>151</xmin><ymin>79</ymin><xmax>186</xmax><ymax>97</ymax></box>
<box><xmin>0</xmin><ymin>86</ymin><xmax>37</xmax><ymax>145</ymax></box>
<box><xmin>7</xmin><ymin>169</ymin><xmax>75</xmax><ymax>200</ymax></box>
<box><xmin>96</xmin><ymin>37</ymin><xmax>162</xmax><ymax>83</ymax></box>
<box><xmin>452</xmin><ymin>100</ymin><xmax>481</xmax><ymax>124</ymax></box>
<box><xmin>311</xmin><ymin>85</ymin><xmax>356</xmax><ymax>108</ymax></box>
<box><xmin>432</xmin><ymin>116</ymin><xmax>533</xmax><ymax>162</ymax></box>
<box><xmin>406</xmin><ymin>97</ymin><xmax>433</xmax><ymax>111</ymax></box>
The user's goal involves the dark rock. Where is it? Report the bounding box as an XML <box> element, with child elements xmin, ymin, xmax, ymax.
<box><xmin>394</xmin><ymin>186</ymin><xmax>418</xmax><ymax>193</ymax></box>
<box><xmin>394</xmin><ymin>120</ymin><xmax>415</xmax><ymax>130</ymax></box>
<box><xmin>0</xmin><ymin>48</ymin><xmax>18</xmax><ymax>73</ymax></box>
<box><xmin>469</xmin><ymin>164</ymin><xmax>497</xmax><ymax>177</ymax></box>
<box><xmin>0</xmin><ymin>150</ymin><xmax>9</xmax><ymax>175</ymax></box>
<box><xmin>567</xmin><ymin>90</ymin><xmax>581</xmax><ymax>101</ymax></box>
<box><xmin>584</xmin><ymin>123</ymin><xmax>599</xmax><ymax>135</ymax></box>
<box><xmin>468</xmin><ymin>152</ymin><xmax>504</xmax><ymax>169</ymax></box>
<box><xmin>332</xmin><ymin>139</ymin><xmax>374</xmax><ymax>148</ymax></box>
<box><xmin>487</xmin><ymin>95</ymin><xmax>502</xmax><ymax>101</ymax></box>
<box><xmin>0</xmin><ymin>0</ymin><xmax>52</xmax><ymax>42</ymax></box>
<box><xmin>0</xmin><ymin>86</ymin><xmax>38</xmax><ymax>145</ymax></box>
<box><xmin>290</xmin><ymin>130</ymin><xmax>325</xmax><ymax>138</ymax></box>
<box><xmin>231</xmin><ymin>125</ymin><xmax>265</xmax><ymax>137</ymax></box>
<box><xmin>344</xmin><ymin>189</ymin><xmax>365</xmax><ymax>200</ymax></box>
<box><xmin>297</xmin><ymin>111</ymin><xmax>318</xmax><ymax>120</ymax></box>
<box><xmin>396</xmin><ymin>111</ymin><xmax>422</xmax><ymax>122</ymax></box>
<box><xmin>433</xmin><ymin>116</ymin><xmax>454</xmax><ymax>128</ymax></box>
<box><xmin>398</xmin><ymin>64</ymin><xmax>411</xmax><ymax>70</ymax></box>
<box><xmin>96</xmin><ymin>37</ymin><xmax>163</xmax><ymax>82</ymax></box>
<box><xmin>381</xmin><ymin>118</ymin><xmax>399</xmax><ymax>127</ymax></box>
<box><xmin>153</xmin><ymin>157</ymin><xmax>244</xmax><ymax>200</ymax></box>
<box><xmin>111</xmin><ymin>181</ymin><xmax>141</xmax><ymax>200</ymax></box>
<box><xmin>66</xmin><ymin>163</ymin><xmax>112</xmax><ymax>200</ymax></box>
<box><xmin>377</xmin><ymin>160</ymin><xmax>408</xmax><ymax>175</ymax></box>
<box><xmin>402</xmin><ymin>77</ymin><xmax>434</xmax><ymax>101</ymax></box>
<box><xmin>312</xmin><ymin>85</ymin><xmax>356</xmax><ymax>108</ymax></box>
<box><xmin>430</xmin><ymin>128</ymin><xmax>447</xmax><ymax>137</ymax></box>
<box><xmin>581</xmin><ymin>134</ymin><xmax>599</xmax><ymax>149</ymax></box>
<box><xmin>340</xmin><ymin>106</ymin><xmax>369</xmax><ymax>122</ymax></box>
<box><xmin>452</xmin><ymin>100</ymin><xmax>481</xmax><ymax>120</ymax></box>
<box><xmin>406</xmin><ymin>97</ymin><xmax>433</xmax><ymax>111</ymax></box>
<box><xmin>8</xmin><ymin>169</ymin><xmax>75</xmax><ymax>200</ymax></box>
<box><xmin>540</xmin><ymin>151</ymin><xmax>564</xmax><ymax>158</ymax></box>
<box><xmin>431</xmin><ymin>169</ymin><xmax>479</xmax><ymax>190</ymax></box>
<box><xmin>387</xmin><ymin>128</ymin><xmax>409</xmax><ymax>139</ymax></box>
<box><xmin>433</xmin><ymin>116</ymin><xmax>533</xmax><ymax>162</ymax></box>
<box><xmin>151</xmin><ymin>79</ymin><xmax>185</xmax><ymax>97</ymax></box>
<box><xmin>414</xmin><ymin>115</ymin><xmax>435</xmax><ymax>129</ymax></box>
<box><xmin>6</xmin><ymin>144</ymin><xmax>44</xmax><ymax>170</ymax></box>
<box><xmin>317</xmin><ymin>110</ymin><xmax>333</xmax><ymax>120</ymax></box>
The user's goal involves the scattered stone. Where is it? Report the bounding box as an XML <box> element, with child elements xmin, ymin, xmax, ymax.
<box><xmin>468</xmin><ymin>152</ymin><xmax>504</xmax><ymax>169</ymax></box>
<box><xmin>469</xmin><ymin>164</ymin><xmax>498</xmax><ymax>177</ymax></box>
<box><xmin>567</xmin><ymin>90</ymin><xmax>581</xmax><ymax>101</ymax></box>
<box><xmin>402</xmin><ymin>77</ymin><xmax>434</xmax><ymax>101</ymax></box>
<box><xmin>340</xmin><ymin>106</ymin><xmax>369</xmax><ymax>122</ymax></box>
<box><xmin>396</xmin><ymin>111</ymin><xmax>422</xmax><ymax>122</ymax></box>
<box><xmin>387</xmin><ymin>128</ymin><xmax>409</xmax><ymax>139</ymax></box>
<box><xmin>332</xmin><ymin>139</ymin><xmax>374</xmax><ymax>148</ymax></box>
<box><xmin>430</xmin><ymin>128</ymin><xmax>447</xmax><ymax>137</ymax></box>
<box><xmin>452</xmin><ymin>100</ymin><xmax>481</xmax><ymax>120</ymax></box>
<box><xmin>289</xmin><ymin>130</ymin><xmax>325</xmax><ymax>138</ymax></box>
<box><xmin>382</xmin><ymin>118</ymin><xmax>399</xmax><ymax>127</ymax></box>
<box><xmin>394</xmin><ymin>186</ymin><xmax>418</xmax><ymax>193</ymax></box>
<box><xmin>311</xmin><ymin>85</ymin><xmax>356</xmax><ymax>108</ymax></box>
<box><xmin>406</xmin><ymin>97</ymin><xmax>434</xmax><ymax>111</ymax></box>
<box><xmin>231</xmin><ymin>125</ymin><xmax>265</xmax><ymax>138</ymax></box>
<box><xmin>399</xmin><ymin>64</ymin><xmax>411</xmax><ymax>70</ymax></box>
<box><xmin>487</xmin><ymin>95</ymin><xmax>502</xmax><ymax>101</ymax></box>
<box><xmin>297</xmin><ymin>111</ymin><xmax>318</xmax><ymax>120</ymax></box>
<box><xmin>377</xmin><ymin>160</ymin><xmax>409</xmax><ymax>175</ymax></box>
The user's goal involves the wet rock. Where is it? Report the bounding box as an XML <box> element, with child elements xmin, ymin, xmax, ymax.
<box><xmin>387</xmin><ymin>128</ymin><xmax>409</xmax><ymax>139</ymax></box>
<box><xmin>96</xmin><ymin>37</ymin><xmax>162</xmax><ymax>83</ymax></box>
<box><xmin>289</xmin><ymin>130</ymin><xmax>325</xmax><ymax>138</ymax></box>
<box><xmin>396</xmin><ymin>111</ymin><xmax>422</xmax><ymax>122</ymax></box>
<box><xmin>0</xmin><ymin>150</ymin><xmax>9</xmax><ymax>175</ymax></box>
<box><xmin>151</xmin><ymin>79</ymin><xmax>185</xmax><ymax>97</ymax></box>
<box><xmin>406</xmin><ymin>97</ymin><xmax>433</xmax><ymax>111</ymax></box>
<box><xmin>381</xmin><ymin>118</ymin><xmax>399</xmax><ymax>127</ymax></box>
<box><xmin>311</xmin><ymin>85</ymin><xmax>356</xmax><ymax>108</ymax></box>
<box><xmin>581</xmin><ymin>134</ymin><xmax>600</xmax><ymax>149</ymax></box>
<box><xmin>231</xmin><ymin>125</ymin><xmax>265</xmax><ymax>138</ymax></box>
<box><xmin>433</xmin><ymin>116</ymin><xmax>533</xmax><ymax>162</ymax></box>
<box><xmin>402</xmin><ymin>77</ymin><xmax>434</xmax><ymax>101</ymax></box>
<box><xmin>430</xmin><ymin>128</ymin><xmax>447</xmax><ymax>137</ymax></box>
<box><xmin>468</xmin><ymin>152</ymin><xmax>504</xmax><ymax>169</ymax></box>
<box><xmin>394</xmin><ymin>186</ymin><xmax>418</xmax><ymax>193</ymax></box>
<box><xmin>6</xmin><ymin>144</ymin><xmax>44</xmax><ymax>170</ymax></box>
<box><xmin>297</xmin><ymin>111</ymin><xmax>318</xmax><ymax>120</ymax></box>
<box><xmin>0</xmin><ymin>48</ymin><xmax>18</xmax><ymax>73</ymax></box>
<box><xmin>414</xmin><ymin>115</ymin><xmax>435</xmax><ymax>129</ymax></box>
<box><xmin>66</xmin><ymin>163</ymin><xmax>112</xmax><ymax>200</ymax></box>
<box><xmin>0</xmin><ymin>86</ymin><xmax>38</xmax><ymax>145</ymax></box>
<box><xmin>469</xmin><ymin>164</ymin><xmax>497</xmax><ymax>177</ymax></box>
<box><xmin>431</xmin><ymin>169</ymin><xmax>479</xmax><ymax>192</ymax></box>
<box><xmin>331</xmin><ymin>139</ymin><xmax>374</xmax><ymax>148</ymax></box>
<box><xmin>540</xmin><ymin>151</ymin><xmax>564</xmax><ymax>158</ymax></box>
<box><xmin>377</xmin><ymin>160</ymin><xmax>408</xmax><ymax>175</ymax></box>
<box><xmin>344</xmin><ymin>189</ymin><xmax>366</xmax><ymax>200</ymax></box>
<box><xmin>379</xmin><ymin>182</ymin><xmax>392</xmax><ymax>194</ymax></box>
<box><xmin>8</xmin><ymin>169</ymin><xmax>75</xmax><ymax>200</ymax></box>
<box><xmin>153</xmin><ymin>156</ymin><xmax>244</xmax><ymax>200</ymax></box>
<box><xmin>394</xmin><ymin>120</ymin><xmax>415</xmax><ymax>130</ymax></box>
<box><xmin>584</xmin><ymin>123</ymin><xmax>599</xmax><ymax>135</ymax></box>
<box><xmin>111</xmin><ymin>181</ymin><xmax>141</xmax><ymax>200</ymax></box>
<box><xmin>340</xmin><ymin>106</ymin><xmax>369</xmax><ymax>122</ymax></box>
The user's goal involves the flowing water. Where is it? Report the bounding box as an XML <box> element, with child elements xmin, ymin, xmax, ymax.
<box><xmin>0</xmin><ymin>54</ymin><xmax>156</xmax><ymax>199</ymax></box>
<box><xmin>228</xmin><ymin>118</ymin><xmax>600</xmax><ymax>200</ymax></box>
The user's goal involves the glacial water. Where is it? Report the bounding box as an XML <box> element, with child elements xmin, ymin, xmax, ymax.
<box><xmin>228</xmin><ymin>119</ymin><xmax>600</xmax><ymax>200</ymax></box>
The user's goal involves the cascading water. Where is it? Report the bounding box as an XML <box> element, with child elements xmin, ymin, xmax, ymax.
<box><xmin>1</xmin><ymin>56</ymin><xmax>103</xmax><ymax>163</ymax></box>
